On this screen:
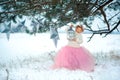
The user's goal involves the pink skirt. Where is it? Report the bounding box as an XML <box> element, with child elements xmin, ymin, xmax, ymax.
<box><xmin>52</xmin><ymin>45</ymin><xmax>95</xmax><ymax>72</ymax></box>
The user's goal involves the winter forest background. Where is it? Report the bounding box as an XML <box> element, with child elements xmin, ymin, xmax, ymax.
<box><xmin>0</xmin><ymin>0</ymin><xmax>120</xmax><ymax>80</ymax></box>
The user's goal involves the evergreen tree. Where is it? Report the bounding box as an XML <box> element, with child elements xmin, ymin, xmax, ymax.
<box><xmin>0</xmin><ymin>0</ymin><xmax>120</xmax><ymax>40</ymax></box>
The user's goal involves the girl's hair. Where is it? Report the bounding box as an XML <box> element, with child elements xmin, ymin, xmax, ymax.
<box><xmin>75</xmin><ymin>25</ymin><xmax>84</xmax><ymax>32</ymax></box>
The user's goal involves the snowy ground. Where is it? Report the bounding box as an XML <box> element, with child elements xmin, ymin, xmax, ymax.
<box><xmin>0</xmin><ymin>33</ymin><xmax>120</xmax><ymax>80</ymax></box>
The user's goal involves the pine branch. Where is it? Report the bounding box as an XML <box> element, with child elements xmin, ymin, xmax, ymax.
<box><xmin>93</xmin><ymin>0</ymin><xmax>113</xmax><ymax>13</ymax></box>
<box><xmin>105</xmin><ymin>20</ymin><xmax>120</xmax><ymax>36</ymax></box>
<box><xmin>88</xmin><ymin>33</ymin><xmax>95</xmax><ymax>42</ymax></box>
<box><xmin>100</xmin><ymin>8</ymin><xmax>110</xmax><ymax>30</ymax></box>
<box><xmin>108</xmin><ymin>12</ymin><xmax>120</xmax><ymax>22</ymax></box>
<box><xmin>0</xmin><ymin>1</ymin><xmax>13</xmax><ymax>5</ymax></box>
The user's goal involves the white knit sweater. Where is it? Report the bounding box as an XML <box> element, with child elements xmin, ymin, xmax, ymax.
<box><xmin>67</xmin><ymin>33</ymin><xmax>83</xmax><ymax>47</ymax></box>
<box><xmin>75</xmin><ymin>33</ymin><xmax>83</xmax><ymax>44</ymax></box>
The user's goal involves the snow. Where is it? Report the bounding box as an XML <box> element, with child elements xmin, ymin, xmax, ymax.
<box><xmin>0</xmin><ymin>33</ymin><xmax>120</xmax><ymax>80</ymax></box>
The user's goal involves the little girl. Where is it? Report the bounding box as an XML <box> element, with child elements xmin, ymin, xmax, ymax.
<box><xmin>67</xmin><ymin>25</ymin><xmax>83</xmax><ymax>47</ymax></box>
<box><xmin>75</xmin><ymin>25</ymin><xmax>84</xmax><ymax>44</ymax></box>
<box><xmin>52</xmin><ymin>25</ymin><xmax>95</xmax><ymax>72</ymax></box>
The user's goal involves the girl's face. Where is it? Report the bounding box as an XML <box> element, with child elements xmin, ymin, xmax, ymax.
<box><xmin>76</xmin><ymin>27</ymin><xmax>83</xmax><ymax>33</ymax></box>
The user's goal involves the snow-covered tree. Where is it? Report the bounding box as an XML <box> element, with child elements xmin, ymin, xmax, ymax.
<box><xmin>0</xmin><ymin>0</ymin><xmax>120</xmax><ymax>40</ymax></box>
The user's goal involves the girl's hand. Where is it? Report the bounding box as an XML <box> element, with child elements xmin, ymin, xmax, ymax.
<box><xmin>71</xmin><ymin>38</ymin><xmax>76</xmax><ymax>41</ymax></box>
